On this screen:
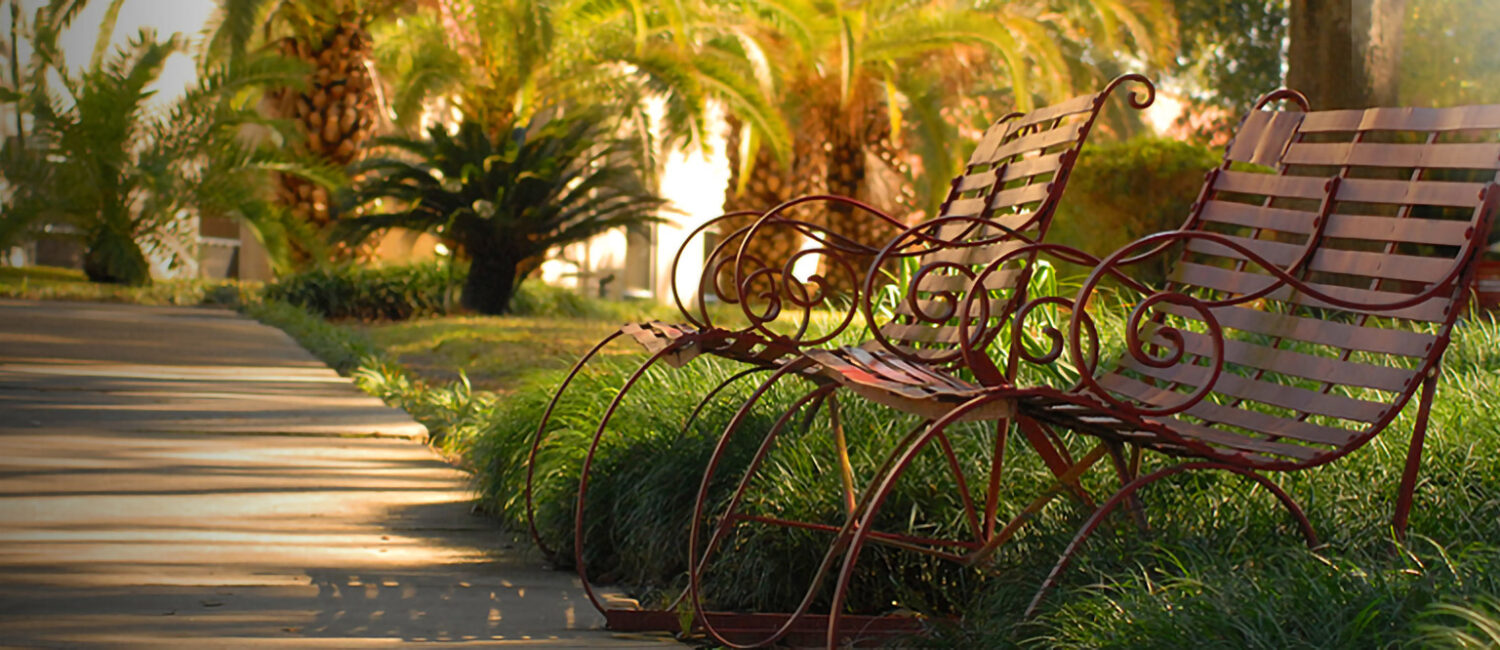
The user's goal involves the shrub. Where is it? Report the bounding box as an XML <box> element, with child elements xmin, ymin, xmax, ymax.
<box><xmin>1052</xmin><ymin>137</ymin><xmax>1220</xmax><ymax>282</ymax></box>
<box><xmin>263</xmin><ymin>262</ymin><xmax>460</xmax><ymax>321</ymax></box>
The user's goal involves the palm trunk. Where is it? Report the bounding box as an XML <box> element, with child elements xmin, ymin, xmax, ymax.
<box><xmin>271</xmin><ymin>17</ymin><xmax>380</xmax><ymax>264</ymax></box>
<box><xmin>463</xmin><ymin>247</ymin><xmax>519</xmax><ymax>315</ymax></box>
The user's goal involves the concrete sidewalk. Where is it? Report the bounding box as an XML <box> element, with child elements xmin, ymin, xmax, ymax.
<box><xmin>0</xmin><ymin>299</ymin><xmax>677</xmax><ymax>648</ymax></box>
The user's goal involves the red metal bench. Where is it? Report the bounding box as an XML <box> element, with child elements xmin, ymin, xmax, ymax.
<box><xmin>678</xmin><ymin>77</ymin><xmax>1155</xmax><ymax>646</ymax></box>
<box><xmin>527</xmin><ymin>75</ymin><xmax>1157</xmax><ymax>643</ymax></box>
<box><xmin>792</xmin><ymin>94</ymin><xmax>1500</xmax><ymax>646</ymax></box>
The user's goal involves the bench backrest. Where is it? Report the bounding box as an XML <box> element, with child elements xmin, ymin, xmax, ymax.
<box><xmin>1101</xmin><ymin>99</ymin><xmax>1500</xmax><ymax>469</ymax></box>
<box><xmin>867</xmin><ymin>75</ymin><xmax>1153</xmax><ymax>375</ymax></box>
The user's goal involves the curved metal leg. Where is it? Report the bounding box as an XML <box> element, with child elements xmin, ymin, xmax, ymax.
<box><xmin>655</xmin><ymin>365</ymin><xmax>779</xmax><ymax>615</ymax></box>
<box><xmin>572</xmin><ymin>344</ymin><xmax>695</xmax><ymax>616</ymax></box>
<box><xmin>687</xmin><ymin>364</ymin><xmax>840</xmax><ymax>649</ymax></box>
<box><xmin>825</xmin><ymin>394</ymin><xmax>1018</xmax><ymax>649</ymax></box>
<box><xmin>679</xmin><ymin>366</ymin><xmax>775</xmax><ymax>435</ymax></box>
<box><xmin>525</xmin><ymin>329</ymin><xmax>624</xmax><ymax>559</ymax></box>
<box><xmin>1022</xmin><ymin>461</ymin><xmax>1318</xmax><ymax>619</ymax></box>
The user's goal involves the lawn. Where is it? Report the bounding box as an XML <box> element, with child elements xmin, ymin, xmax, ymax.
<box><xmin>353</xmin><ymin>315</ymin><xmax>633</xmax><ymax>393</ymax></box>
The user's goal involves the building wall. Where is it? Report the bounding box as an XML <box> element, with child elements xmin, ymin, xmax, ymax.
<box><xmin>539</xmin><ymin>109</ymin><xmax>731</xmax><ymax>306</ymax></box>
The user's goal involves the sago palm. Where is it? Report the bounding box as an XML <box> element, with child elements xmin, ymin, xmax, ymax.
<box><xmin>339</xmin><ymin>110</ymin><xmax>669</xmax><ymax>314</ymax></box>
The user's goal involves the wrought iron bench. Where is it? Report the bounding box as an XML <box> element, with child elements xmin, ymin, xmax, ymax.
<box><xmin>673</xmin><ymin>77</ymin><xmax>1155</xmax><ymax>646</ymax></box>
<box><xmin>526</xmin><ymin>75</ymin><xmax>1157</xmax><ymax>641</ymax></box>
<box><xmin>774</xmin><ymin>94</ymin><xmax>1500</xmax><ymax>646</ymax></box>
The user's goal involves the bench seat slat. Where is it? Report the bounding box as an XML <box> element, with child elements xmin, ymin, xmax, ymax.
<box><xmin>1213</xmin><ymin>170</ymin><xmax>1329</xmax><ymax>200</ymax></box>
<box><xmin>1117</xmin><ymin>355</ymin><xmax>1389</xmax><ymax>423</ymax></box>
<box><xmin>1168</xmin><ymin>262</ymin><xmax>1452</xmax><ymax>322</ymax></box>
<box><xmin>1283</xmin><ymin>141</ymin><xmax>1500</xmax><ymax>170</ymax></box>
<box><xmin>1098</xmin><ymin>375</ymin><xmax>1344</xmax><ymax>455</ymax></box>
<box><xmin>881</xmin><ymin>322</ymin><xmax>991</xmax><ymax>347</ymax></box>
<box><xmin>928</xmin><ymin>239</ymin><xmax>1027</xmax><ymax>266</ymax></box>
<box><xmin>990</xmin><ymin>123</ymin><xmax>1085</xmax><ymax>161</ymax></box>
<box><xmin>1166</xmin><ymin>419</ymin><xmax>1325</xmax><ymax>461</ymax></box>
<box><xmin>916</xmin><ymin>268</ymin><xmax>1022</xmax><ymax>292</ymax></box>
<box><xmin>1154</xmin><ymin>302</ymin><xmax>1437</xmax><ymax>358</ymax></box>
<box><xmin>952</xmin><ymin>153</ymin><xmax>1067</xmax><ymax>193</ymax></box>
<box><xmin>944</xmin><ymin>184</ymin><xmax>1054</xmax><ymax>219</ymax></box>
<box><xmin>1185</xmin><ymin>235</ymin><xmax>1457</xmax><ymax>284</ymax></box>
<box><xmin>895</xmin><ymin>295</ymin><xmax>1013</xmax><ymax>321</ymax></box>
<box><xmin>1006</xmin><ymin>93</ymin><xmax>1100</xmax><ymax>130</ymax></box>
<box><xmin>1297</xmin><ymin>105</ymin><xmax>1500</xmax><ymax>133</ymax></box>
<box><xmin>1199</xmin><ymin>200</ymin><xmax>1473</xmax><ymax>245</ymax></box>
<box><xmin>1163</xmin><ymin>329</ymin><xmax>1416</xmax><ymax>393</ymax></box>
<box><xmin>1334</xmin><ymin>177</ymin><xmax>1488</xmax><ymax>209</ymax></box>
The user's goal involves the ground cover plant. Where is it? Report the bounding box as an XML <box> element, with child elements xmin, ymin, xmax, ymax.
<box><xmin>11</xmin><ymin>254</ymin><xmax>1500</xmax><ymax>646</ymax></box>
<box><xmin>427</xmin><ymin>294</ymin><xmax>1500</xmax><ymax>647</ymax></box>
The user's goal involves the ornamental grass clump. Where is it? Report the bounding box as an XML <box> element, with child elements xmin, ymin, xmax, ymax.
<box><xmin>446</xmin><ymin>303</ymin><xmax>1500</xmax><ymax>646</ymax></box>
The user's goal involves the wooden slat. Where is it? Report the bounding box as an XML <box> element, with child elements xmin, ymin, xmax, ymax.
<box><xmin>1196</xmin><ymin>200</ymin><xmax>1320</xmax><ymax>234</ymax></box>
<box><xmin>953</xmin><ymin>169</ymin><xmax>1002</xmax><ymax>194</ymax></box>
<box><xmin>846</xmin><ymin>346</ymin><xmax>975</xmax><ymax>391</ymax></box>
<box><xmin>923</xmin><ymin>214</ymin><xmax>1039</xmax><ymax>244</ymax></box>
<box><xmin>1323</xmin><ymin>214</ymin><xmax>1473</xmax><ymax>244</ymax></box>
<box><xmin>990</xmin><ymin>122</ymin><xmax>1085</xmax><ymax>161</ymax></box>
<box><xmin>894</xmin><ymin>295</ymin><xmax>1012</xmax><ymax>322</ymax></box>
<box><xmin>1007</xmin><ymin>92</ymin><xmax>1099</xmax><ymax>130</ymax></box>
<box><xmin>1185</xmin><ymin>235</ymin><xmax>1457</xmax><ymax>284</ymax></box>
<box><xmin>1117</xmin><ymin>356</ymin><xmax>1388</xmax><ymax>423</ymax></box>
<box><xmin>880</xmin><ymin>322</ymin><xmax>965</xmax><ymax>346</ymax></box>
<box><xmin>1163</xmin><ymin>329</ymin><xmax>1416</xmax><ymax>393</ymax></box>
<box><xmin>1166</xmin><ymin>419</ymin><xmax>1325</xmax><ymax>461</ymax></box>
<box><xmin>929</xmin><ymin>238</ymin><xmax>1027</xmax><ymax>265</ymax></box>
<box><xmin>1099</xmin><ymin>374</ymin><xmax>1349</xmax><ymax>452</ymax></box>
<box><xmin>1283</xmin><ymin>141</ymin><xmax>1500</xmax><ymax>169</ymax></box>
<box><xmin>952</xmin><ymin>154</ymin><xmax>1069</xmax><ymax>195</ymax></box>
<box><xmin>1213</xmin><ymin>170</ymin><xmax>1330</xmax><ymax>200</ymax></box>
<box><xmin>1298</xmin><ymin>105</ymin><xmax>1500</xmax><ymax>133</ymax></box>
<box><xmin>1198</xmin><ymin>201</ymin><xmax>1473</xmax><ymax>245</ymax></box>
<box><xmin>986</xmin><ymin>182</ymin><xmax>1054</xmax><ymax>212</ymax></box>
<box><xmin>917</xmin><ymin>268</ymin><xmax>1021</xmax><ymax>292</ymax></box>
<box><xmin>942</xmin><ymin>197</ymin><xmax>989</xmax><ymax>219</ymax></box>
<box><xmin>1169</xmin><ymin>262</ymin><xmax>1453</xmax><ymax>323</ymax></box>
<box><xmin>998</xmin><ymin>152</ymin><xmax>1067</xmax><ymax>183</ymax></box>
<box><xmin>1335</xmin><ymin>177</ymin><xmax>1488</xmax><ymax>208</ymax></box>
<box><xmin>966</xmin><ymin>122</ymin><xmax>1011</xmax><ymax>163</ymax></box>
<box><xmin>1154</xmin><ymin>302</ymin><xmax>1437</xmax><ymax>358</ymax></box>
<box><xmin>1226</xmin><ymin>110</ymin><xmax>1305</xmax><ymax>167</ymax></box>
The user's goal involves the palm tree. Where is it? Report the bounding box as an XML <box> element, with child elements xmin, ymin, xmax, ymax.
<box><xmin>209</xmin><ymin>0</ymin><xmax>413</xmax><ymax>261</ymax></box>
<box><xmin>721</xmin><ymin>0</ymin><xmax>1176</xmax><ymax>266</ymax></box>
<box><xmin>338</xmin><ymin>109</ymin><xmax>669</xmax><ymax>314</ymax></box>
<box><xmin>371</xmin><ymin>0</ymin><xmax>787</xmax><ymax>153</ymax></box>
<box><xmin>0</xmin><ymin>0</ymin><xmax>327</xmax><ymax>284</ymax></box>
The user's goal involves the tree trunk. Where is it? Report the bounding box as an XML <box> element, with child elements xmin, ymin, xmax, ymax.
<box><xmin>1287</xmin><ymin>0</ymin><xmax>1408</xmax><ymax>109</ymax></box>
<box><xmin>270</xmin><ymin>17</ymin><xmax>381</xmax><ymax>264</ymax></box>
<box><xmin>82</xmin><ymin>224</ymin><xmax>150</xmax><ymax>286</ymax></box>
<box><xmin>463</xmin><ymin>248</ymin><xmax>519</xmax><ymax>315</ymax></box>
<box><xmin>719</xmin><ymin>117</ymin><xmax>816</xmax><ymax>303</ymax></box>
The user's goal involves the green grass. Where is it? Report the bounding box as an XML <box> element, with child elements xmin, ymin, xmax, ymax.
<box><xmin>31</xmin><ymin>255</ymin><xmax>1492</xmax><ymax>647</ymax></box>
<box><xmin>0</xmin><ymin>264</ymin><xmax>254</xmax><ymax>306</ymax></box>
<box><xmin>420</xmin><ymin>300</ymin><xmax>1500</xmax><ymax>647</ymax></box>
<box><xmin>353</xmin><ymin>315</ymin><xmax>636</xmax><ymax>393</ymax></box>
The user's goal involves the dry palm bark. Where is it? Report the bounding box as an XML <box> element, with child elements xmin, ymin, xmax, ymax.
<box><xmin>270</xmin><ymin>16</ymin><xmax>380</xmax><ymax>261</ymax></box>
<box><xmin>722</xmin><ymin>101</ymin><xmax>918</xmax><ymax>300</ymax></box>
